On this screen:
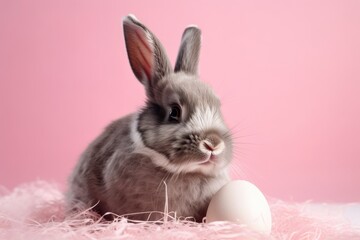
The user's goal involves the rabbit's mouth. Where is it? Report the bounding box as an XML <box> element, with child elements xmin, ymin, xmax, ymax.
<box><xmin>180</xmin><ymin>153</ymin><xmax>229</xmax><ymax>176</ymax></box>
<box><xmin>157</xmin><ymin>150</ymin><xmax>229</xmax><ymax>176</ymax></box>
<box><xmin>198</xmin><ymin>153</ymin><xmax>218</xmax><ymax>165</ymax></box>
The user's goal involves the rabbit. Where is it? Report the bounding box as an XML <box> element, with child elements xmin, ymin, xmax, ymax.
<box><xmin>66</xmin><ymin>14</ymin><xmax>233</xmax><ymax>222</ymax></box>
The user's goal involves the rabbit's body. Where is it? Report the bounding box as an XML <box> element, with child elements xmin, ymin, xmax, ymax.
<box><xmin>68</xmin><ymin>113</ymin><xmax>229</xmax><ymax>221</ymax></box>
<box><xmin>67</xmin><ymin>15</ymin><xmax>233</xmax><ymax>222</ymax></box>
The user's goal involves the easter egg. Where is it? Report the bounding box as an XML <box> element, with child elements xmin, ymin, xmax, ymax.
<box><xmin>206</xmin><ymin>180</ymin><xmax>272</xmax><ymax>235</ymax></box>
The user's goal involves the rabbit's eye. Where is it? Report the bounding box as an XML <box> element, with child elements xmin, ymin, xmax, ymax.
<box><xmin>169</xmin><ymin>104</ymin><xmax>181</xmax><ymax>122</ymax></box>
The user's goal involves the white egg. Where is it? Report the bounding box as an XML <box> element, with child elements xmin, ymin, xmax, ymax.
<box><xmin>206</xmin><ymin>180</ymin><xmax>272</xmax><ymax>235</ymax></box>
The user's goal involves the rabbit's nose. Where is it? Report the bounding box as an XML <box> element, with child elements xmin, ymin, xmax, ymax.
<box><xmin>200</xmin><ymin>134</ymin><xmax>225</xmax><ymax>155</ymax></box>
<box><xmin>203</xmin><ymin>141</ymin><xmax>215</xmax><ymax>151</ymax></box>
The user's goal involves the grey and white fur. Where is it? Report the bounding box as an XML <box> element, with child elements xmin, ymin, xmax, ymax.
<box><xmin>66</xmin><ymin>14</ymin><xmax>233</xmax><ymax>222</ymax></box>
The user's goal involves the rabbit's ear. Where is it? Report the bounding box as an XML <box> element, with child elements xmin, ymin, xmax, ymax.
<box><xmin>174</xmin><ymin>26</ymin><xmax>201</xmax><ymax>75</ymax></box>
<box><xmin>123</xmin><ymin>15</ymin><xmax>172</xmax><ymax>88</ymax></box>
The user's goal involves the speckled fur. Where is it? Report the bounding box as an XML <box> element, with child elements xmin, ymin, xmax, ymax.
<box><xmin>67</xmin><ymin>15</ymin><xmax>233</xmax><ymax>222</ymax></box>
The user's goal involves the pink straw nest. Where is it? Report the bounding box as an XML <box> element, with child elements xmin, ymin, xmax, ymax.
<box><xmin>1</xmin><ymin>181</ymin><xmax>359</xmax><ymax>240</ymax></box>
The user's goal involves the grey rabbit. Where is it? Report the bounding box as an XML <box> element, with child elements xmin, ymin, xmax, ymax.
<box><xmin>66</xmin><ymin>14</ymin><xmax>233</xmax><ymax>222</ymax></box>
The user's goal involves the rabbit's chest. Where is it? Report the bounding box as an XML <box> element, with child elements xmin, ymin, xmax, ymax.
<box><xmin>160</xmin><ymin>177</ymin><xmax>220</xmax><ymax>218</ymax></box>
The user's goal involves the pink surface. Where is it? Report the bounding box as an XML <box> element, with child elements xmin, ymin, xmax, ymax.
<box><xmin>1</xmin><ymin>181</ymin><xmax>360</xmax><ymax>239</ymax></box>
<box><xmin>1</xmin><ymin>1</ymin><xmax>360</xmax><ymax>202</ymax></box>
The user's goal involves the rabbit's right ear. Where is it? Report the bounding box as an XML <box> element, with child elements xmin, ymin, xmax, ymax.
<box><xmin>123</xmin><ymin>15</ymin><xmax>172</xmax><ymax>96</ymax></box>
<box><xmin>174</xmin><ymin>26</ymin><xmax>201</xmax><ymax>75</ymax></box>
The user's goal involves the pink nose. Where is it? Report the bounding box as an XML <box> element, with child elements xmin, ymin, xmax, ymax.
<box><xmin>203</xmin><ymin>141</ymin><xmax>215</xmax><ymax>151</ymax></box>
<box><xmin>199</xmin><ymin>132</ymin><xmax>225</xmax><ymax>155</ymax></box>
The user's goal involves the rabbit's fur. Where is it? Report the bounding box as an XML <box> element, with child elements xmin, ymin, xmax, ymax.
<box><xmin>67</xmin><ymin>15</ymin><xmax>233</xmax><ymax>222</ymax></box>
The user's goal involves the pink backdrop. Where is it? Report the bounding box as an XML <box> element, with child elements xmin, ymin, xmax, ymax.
<box><xmin>1</xmin><ymin>0</ymin><xmax>359</xmax><ymax>202</ymax></box>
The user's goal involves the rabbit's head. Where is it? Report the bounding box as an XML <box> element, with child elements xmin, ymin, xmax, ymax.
<box><xmin>123</xmin><ymin>15</ymin><xmax>232</xmax><ymax>176</ymax></box>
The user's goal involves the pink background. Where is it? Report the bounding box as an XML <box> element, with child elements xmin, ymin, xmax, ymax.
<box><xmin>1</xmin><ymin>1</ymin><xmax>359</xmax><ymax>202</ymax></box>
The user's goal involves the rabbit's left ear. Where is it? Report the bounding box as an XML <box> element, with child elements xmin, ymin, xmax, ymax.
<box><xmin>174</xmin><ymin>26</ymin><xmax>201</xmax><ymax>75</ymax></box>
<box><xmin>123</xmin><ymin>15</ymin><xmax>172</xmax><ymax>88</ymax></box>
